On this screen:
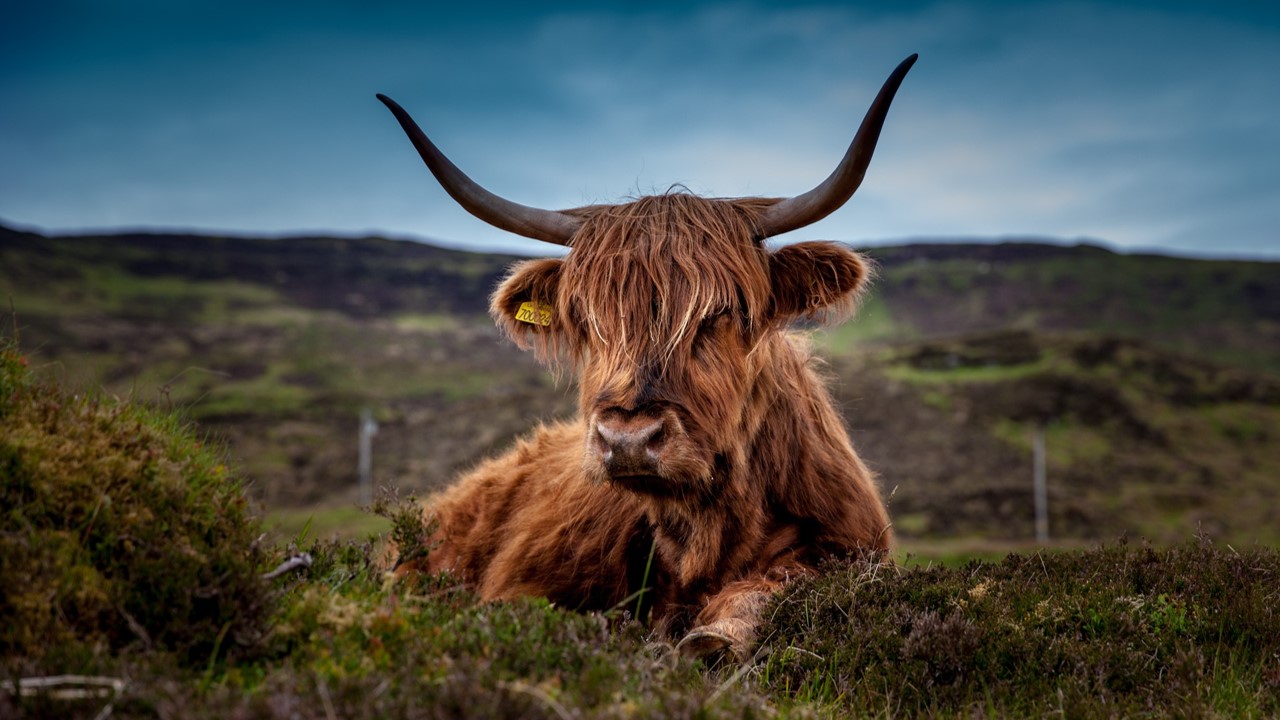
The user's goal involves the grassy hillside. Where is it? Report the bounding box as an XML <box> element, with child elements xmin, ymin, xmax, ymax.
<box><xmin>6</xmin><ymin>227</ymin><xmax>1278</xmax><ymax>374</ymax></box>
<box><xmin>825</xmin><ymin>242</ymin><xmax>1280</xmax><ymax>375</ymax></box>
<box><xmin>0</xmin><ymin>225</ymin><xmax>516</xmax><ymax>318</ymax></box>
<box><xmin>2</xmin><ymin>223</ymin><xmax>1277</xmax><ymax>549</ymax></box>
<box><xmin>1</xmin><ymin>225</ymin><xmax>566</xmax><ymax>506</ymax></box>
<box><xmin>839</xmin><ymin>331</ymin><xmax>1280</xmax><ymax>547</ymax></box>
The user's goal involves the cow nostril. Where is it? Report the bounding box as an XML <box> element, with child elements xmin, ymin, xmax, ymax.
<box><xmin>593</xmin><ymin>426</ymin><xmax>613</xmax><ymax>460</ymax></box>
<box><xmin>645</xmin><ymin>425</ymin><xmax>666</xmax><ymax>453</ymax></box>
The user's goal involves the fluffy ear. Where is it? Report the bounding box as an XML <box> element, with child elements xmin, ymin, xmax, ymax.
<box><xmin>768</xmin><ymin>241</ymin><xmax>872</xmax><ymax>323</ymax></box>
<box><xmin>490</xmin><ymin>258</ymin><xmax>564</xmax><ymax>350</ymax></box>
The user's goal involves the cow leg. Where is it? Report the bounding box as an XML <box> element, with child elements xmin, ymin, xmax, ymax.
<box><xmin>676</xmin><ymin>588</ymin><xmax>765</xmax><ymax>661</ymax></box>
<box><xmin>676</xmin><ymin>571</ymin><xmax>804</xmax><ymax>662</ymax></box>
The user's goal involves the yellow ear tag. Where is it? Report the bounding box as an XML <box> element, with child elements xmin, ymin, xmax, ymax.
<box><xmin>515</xmin><ymin>301</ymin><xmax>554</xmax><ymax>326</ymax></box>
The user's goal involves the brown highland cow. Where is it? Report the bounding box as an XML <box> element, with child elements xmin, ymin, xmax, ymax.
<box><xmin>377</xmin><ymin>54</ymin><xmax>917</xmax><ymax>661</ymax></box>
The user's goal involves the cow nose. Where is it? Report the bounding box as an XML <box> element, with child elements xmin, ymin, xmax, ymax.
<box><xmin>594</xmin><ymin>412</ymin><xmax>667</xmax><ymax>476</ymax></box>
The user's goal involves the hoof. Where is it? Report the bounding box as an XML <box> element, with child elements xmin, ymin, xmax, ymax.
<box><xmin>676</xmin><ymin>628</ymin><xmax>735</xmax><ymax>660</ymax></box>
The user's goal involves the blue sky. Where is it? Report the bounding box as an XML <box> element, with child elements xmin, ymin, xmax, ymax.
<box><xmin>2</xmin><ymin>1</ymin><xmax>1277</xmax><ymax>258</ymax></box>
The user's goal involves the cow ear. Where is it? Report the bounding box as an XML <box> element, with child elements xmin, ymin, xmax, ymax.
<box><xmin>768</xmin><ymin>242</ymin><xmax>872</xmax><ymax>323</ymax></box>
<box><xmin>491</xmin><ymin>258</ymin><xmax>564</xmax><ymax>350</ymax></box>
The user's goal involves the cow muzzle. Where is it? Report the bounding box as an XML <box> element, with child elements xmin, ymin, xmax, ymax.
<box><xmin>591</xmin><ymin>407</ymin><xmax>675</xmax><ymax>479</ymax></box>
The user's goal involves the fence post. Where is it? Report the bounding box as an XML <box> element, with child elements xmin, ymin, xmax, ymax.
<box><xmin>358</xmin><ymin>408</ymin><xmax>378</xmax><ymax>506</ymax></box>
<box><xmin>1033</xmin><ymin>425</ymin><xmax>1048</xmax><ymax>543</ymax></box>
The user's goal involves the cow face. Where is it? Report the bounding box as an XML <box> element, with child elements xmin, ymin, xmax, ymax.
<box><xmin>491</xmin><ymin>194</ymin><xmax>869</xmax><ymax>497</ymax></box>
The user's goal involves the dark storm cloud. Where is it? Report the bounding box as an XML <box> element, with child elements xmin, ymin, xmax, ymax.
<box><xmin>1</xmin><ymin>1</ymin><xmax>1277</xmax><ymax>257</ymax></box>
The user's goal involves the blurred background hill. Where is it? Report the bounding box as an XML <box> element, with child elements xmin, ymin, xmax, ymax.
<box><xmin>3</xmin><ymin>222</ymin><xmax>1277</xmax><ymax>551</ymax></box>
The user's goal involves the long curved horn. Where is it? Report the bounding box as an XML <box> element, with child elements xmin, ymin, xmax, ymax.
<box><xmin>376</xmin><ymin>94</ymin><xmax>581</xmax><ymax>245</ymax></box>
<box><xmin>757</xmin><ymin>54</ymin><xmax>918</xmax><ymax>239</ymax></box>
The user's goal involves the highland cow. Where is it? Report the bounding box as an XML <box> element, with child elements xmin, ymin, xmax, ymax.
<box><xmin>377</xmin><ymin>54</ymin><xmax>917</xmax><ymax>661</ymax></box>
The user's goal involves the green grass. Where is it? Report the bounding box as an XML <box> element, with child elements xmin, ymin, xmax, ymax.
<box><xmin>895</xmin><ymin>537</ymin><xmax>1092</xmax><ymax>568</ymax></box>
<box><xmin>865</xmin><ymin>245</ymin><xmax>1280</xmax><ymax>375</ymax></box>
<box><xmin>814</xmin><ymin>294</ymin><xmax>908</xmax><ymax>353</ymax></box>
<box><xmin>230</xmin><ymin>305</ymin><xmax>346</xmax><ymax>326</ymax></box>
<box><xmin>1199</xmin><ymin>402</ymin><xmax>1280</xmax><ymax>445</ymax></box>
<box><xmin>190</xmin><ymin>372</ymin><xmax>319</xmax><ymax>419</ymax></box>
<box><xmin>355</xmin><ymin>364</ymin><xmax>510</xmax><ymax>402</ymax></box>
<box><xmin>991</xmin><ymin>418</ymin><xmax>1113</xmax><ymax>464</ymax></box>
<box><xmin>884</xmin><ymin>359</ymin><xmax>1050</xmax><ymax>384</ymax></box>
<box><xmin>266</xmin><ymin>505</ymin><xmax>392</xmax><ymax>543</ymax></box>
<box><xmin>7</xmin><ymin>266</ymin><xmax>283</xmax><ymax>323</ymax></box>
<box><xmin>390</xmin><ymin>312</ymin><xmax>465</xmax><ymax>332</ymax></box>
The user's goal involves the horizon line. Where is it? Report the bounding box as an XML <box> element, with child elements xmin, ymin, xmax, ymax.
<box><xmin>3</xmin><ymin>217</ymin><xmax>1276</xmax><ymax>264</ymax></box>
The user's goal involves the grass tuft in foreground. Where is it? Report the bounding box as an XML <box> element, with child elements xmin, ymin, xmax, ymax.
<box><xmin>759</xmin><ymin>539</ymin><xmax>1280</xmax><ymax>717</ymax></box>
<box><xmin>0</xmin><ymin>339</ymin><xmax>272</xmax><ymax>670</ymax></box>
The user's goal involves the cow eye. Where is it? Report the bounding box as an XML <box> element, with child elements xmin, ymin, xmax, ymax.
<box><xmin>697</xmin><ymin>312</ymin><xmax>728</xmax><ymax>337</ymax></box>
<box><xmin>693</xmin><ymin>312</ymin><xmax>731</xmax><ymax>354</ymax></box>
<box><xmin>692</xmin><ymin>312</ymin><xmax>741</xmax><ymax>361</ymax></box>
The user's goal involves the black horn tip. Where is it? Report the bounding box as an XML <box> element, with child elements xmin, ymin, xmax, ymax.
<box><xmin>895</xmin><ymin>54</ymin><xmax>920</xmax><ymax>77</ymax></box>
<box><xmin>755</xmin><ymin>54</ymin><xmax>919</xmax><ymax>238</ymax></box>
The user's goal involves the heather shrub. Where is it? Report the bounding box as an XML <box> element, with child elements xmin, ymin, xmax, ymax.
<box><xmin>760</xmin><ymin>539</ymin><xmax>1280</xmax><ymax>716</ymax></box>
<box><xmin>0</xmin><ymin>342</ymin><xmax>272</xmax><ymax>667</ymax></box>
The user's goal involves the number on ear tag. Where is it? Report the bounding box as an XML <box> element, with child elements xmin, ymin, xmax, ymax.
<box><xmin>515</xmin><ymin>301</ymin><xmax>553</xmax><ymax>326</ymax></box>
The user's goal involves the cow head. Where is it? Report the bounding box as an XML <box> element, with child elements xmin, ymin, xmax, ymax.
<box><xmin>378</xmin><ymin>55</ymin><xmax>916</xmax><ymax>498</ymax></box>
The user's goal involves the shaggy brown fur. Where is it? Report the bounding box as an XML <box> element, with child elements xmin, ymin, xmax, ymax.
<box><xmin>399</xmin><ymin>191</ymin><xmax>891</xmax><ymax>660</ymax></box>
